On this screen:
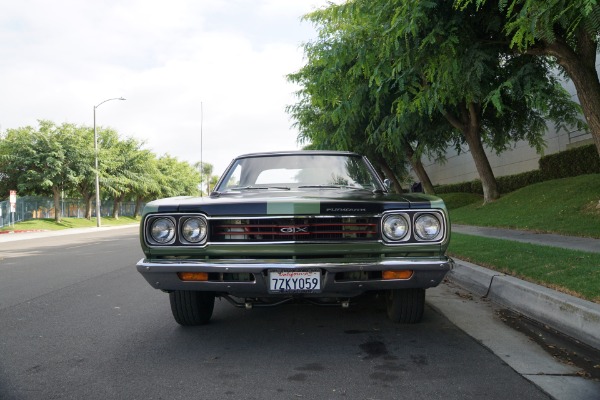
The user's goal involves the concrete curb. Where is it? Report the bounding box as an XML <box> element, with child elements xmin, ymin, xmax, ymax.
<box><xmin>448</xmin><ymin>258</ymin><xmax>600</xmax><ymax>351</ymax></box>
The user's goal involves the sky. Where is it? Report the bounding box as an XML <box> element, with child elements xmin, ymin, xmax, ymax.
<box><xmin>0</xmin><ymin>0</ymin><xmax>339</xmax><ymax>176</ymax></box>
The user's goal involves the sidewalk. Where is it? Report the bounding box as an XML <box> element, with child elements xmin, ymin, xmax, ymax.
<box><xmin>450</xmin><ymin>224</ymin><xmax>600</xmax><ymax>351</ymax></box>
<box><xmin>0</xmin><ymin>224</ymin><xmax>138</xmax><ymax>243</ymax></box>
<box><xmin>452</xmin><ymin>224</ymin><xmax>600</xmax><ymax>254</ymax></box>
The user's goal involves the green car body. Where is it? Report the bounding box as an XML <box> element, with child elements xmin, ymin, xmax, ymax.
<box><xmin>136</xmin><ymin>151</ymin><xmax>453</xmax><ymax>325</ymax></box>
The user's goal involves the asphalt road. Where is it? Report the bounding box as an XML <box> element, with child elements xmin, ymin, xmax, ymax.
<box><xmin>0</xmin><ymin>227</ymin><xmax>554</xmax><ymax>400</ymax></box>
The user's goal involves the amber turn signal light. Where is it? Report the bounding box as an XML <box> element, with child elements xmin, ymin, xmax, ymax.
<box><xmin>382</xmin><ymin>270</ymin><xmax>413</xmax><ymax>280</ymax></box>
<box><xmin>177</xmin><ymin>272</ymin><xmax>209</xmax><ymax>281</ymax></box>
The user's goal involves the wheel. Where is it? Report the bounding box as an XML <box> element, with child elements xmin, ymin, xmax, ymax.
<box><xmin>169</xmin><ymin>290</ymin><xmax>215</xmax><ymax>326</ymax></box>
<box><xmin>386</xmin><ymin>288</ymin><xmax>425</xmax><ymax>323</ymax></box>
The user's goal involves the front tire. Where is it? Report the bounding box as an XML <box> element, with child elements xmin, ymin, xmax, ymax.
<box><xmin>386</xmin><ymin>288</ymin><xmax>425</xmax><ymax>323</ymax></box>
<box><xmin>169</xmin><ymin>291</ymin><xmax>215</xmax><ymax>326</ymax></box>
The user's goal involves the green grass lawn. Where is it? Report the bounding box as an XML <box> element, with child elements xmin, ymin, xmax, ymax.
<box><xmin>438</xmin><ymin>174</ymin><xmax>600</xmax><ymax>302</ymax></box>
<box><xmin>448</xmin><ymin>233</ymin><xmax>600</xmax><ymax>303</ymax></box>
<box><xmin>436</xmin><ymin>192</ymin><xmax>483</xmax><ymax>210</ymax></box>
<box><xmin>0</xmin><ymin>216</ymin><xmax>140</xmax><ymax>231</ymax></box>
<box><xmin>439</xmin><ymin>174</ymin><xmax>600</xmax><ymax>238</ymax></box>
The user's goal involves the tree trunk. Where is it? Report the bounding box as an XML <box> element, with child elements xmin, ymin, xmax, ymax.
<box><xmin>112</xmin><ymin>200</ymin><xmax>119</xmax><ymax>219</ymax></box>
<box><xmin>549</xmin><ymin>32</ymin><xmax>600</xmax><ymax>156</ymax></box>
<box><xmin>134</xmin><ymin>197</ymin><xmax>144</xmax><ymax>218</ymax></box>
<box><xmin>526</xmin><ymin>28</ymin><xmax>600</xmax><ymax>156</ymax></box>
<box><xmin>571</xmin><ymin>68</ymin><xmax>600</xmax><ymax>157</ymax></box>
<box><xmin>52</xmin><ymin>186</ymin><xmax>62</xmax><ymax>222</ymax></box>
<box><xmin>403</xmin><ymin>143</ymin><xmax>435</xmax><ymax>195</ymax></box>
<box><xmin>463</xmin><ymin>125</ymin><xmax>499</xmax><ymax>202</ymax></box>
<box><xmin>84</xmin><ymin>193</ymin><xmax>93</xmax><ymax>220</ymax></box>
<box><xmin>443</xmin><ymin>103</ymin><xmax>499</xmax><ymax>203</ymax></box>
<box><xmin>112</xmin><ymin>195</ymin><xmax>124</xmax><ymax>219</ymax></box>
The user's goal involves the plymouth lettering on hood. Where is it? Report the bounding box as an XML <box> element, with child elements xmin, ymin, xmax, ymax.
<box><xmin>324</xmin><ymin>207</ymin><xmax>367</xmax><ymax>213</ymax></box>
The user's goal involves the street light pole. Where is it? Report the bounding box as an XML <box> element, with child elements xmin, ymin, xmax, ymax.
<box><xmin>93</xmin><ymin>97</ymin><xmax>126</xmax><ymax>227</ymax></box>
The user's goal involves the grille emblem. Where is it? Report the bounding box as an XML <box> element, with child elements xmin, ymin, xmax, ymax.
<box><xmin>280</xmin><ymin>227</ymin><xmax>308</xmax><ymax>233</ymax></box>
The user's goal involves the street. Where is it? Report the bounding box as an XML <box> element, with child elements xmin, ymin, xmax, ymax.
<box><xmin>0</xmin><ymin>227</ymin><xmax>555</xmax><ymax>399</ymax></box>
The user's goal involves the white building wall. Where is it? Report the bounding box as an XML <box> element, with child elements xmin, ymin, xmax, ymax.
<box><xmin>414</xmin><ymin>69</ymin><xmax>597</xmax><ymax>186</ymax></box>
<box><xmin>420</xmin><ymin>127</ymin><xmax>592</xmax><ymax>185</ymax></box>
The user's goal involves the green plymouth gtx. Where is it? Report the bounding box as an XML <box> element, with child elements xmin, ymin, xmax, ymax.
<box><xmin>136</xmin><ymin>151</ymin><xmax>453</xmax><ymax>325</ymax></box>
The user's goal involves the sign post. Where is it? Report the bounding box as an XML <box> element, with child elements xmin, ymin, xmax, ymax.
<box><xmin>9</xmin><ymin>190</ymin><xmax>16</xmax><ymax>227</ymax></box>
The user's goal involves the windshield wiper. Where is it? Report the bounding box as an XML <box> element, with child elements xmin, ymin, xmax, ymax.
<box><xmin>231</xmin><ymin>186</ymin><xmax>291</xmax><ymax>191</ymax></box>
<box><xmin>298</xmin><ymin>185</ymin><xmax>365</xmax><ymax>190</ymax></box>
<box><xmin>298</xmin><ymin>185</ymin><xmax>339</xmax><ymax>189</ymax></box>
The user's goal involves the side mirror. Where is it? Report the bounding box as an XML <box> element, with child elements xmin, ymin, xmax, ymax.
<box><xmin>383</xmin><ymin>179</ymin><xmax>391</xmax><ymax>191</ymax></box>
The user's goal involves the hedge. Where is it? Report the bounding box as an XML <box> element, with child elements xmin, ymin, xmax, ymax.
<box><xmin>539</xmin><ymin>143</ymin><xmax>600</xmax><ymax>180</ymax></box>
<box><xmin>435</xmin><ymin>144</ymin><xmax>599</xmax><ymax>195</ymax></box>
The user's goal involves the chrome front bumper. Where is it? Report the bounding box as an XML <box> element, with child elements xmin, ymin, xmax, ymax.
<box><xmin>136</xmin><ymin>257</ymin><xmax>454</xmax><ymax>298</ymax></box>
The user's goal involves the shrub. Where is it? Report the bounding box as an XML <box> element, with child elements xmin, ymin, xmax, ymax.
<box><xmin>497</xmin><ymin>170</ymin><xmax>543</xmax><ymax>193</ymax></box>
<box><xmin>539</xmin><ymin>144</ymin><xmax>600</xmax><ymax>180</ymax></box>
<box><xmin>434</xmin><ymin>180</ymin><xmax>483</xmax><ymax>195</ymax></box>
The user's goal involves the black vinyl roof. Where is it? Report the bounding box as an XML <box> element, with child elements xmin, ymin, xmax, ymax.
<box><xmin>234</xmin><ymin>150</ymin><xmax>361</xmax><ymax>159</ymax></box>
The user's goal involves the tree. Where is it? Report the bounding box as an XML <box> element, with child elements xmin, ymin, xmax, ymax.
<box><xmin>131</xmin><ymin>154</ymin><xmax>201</xmax><ymax>218</ymax></box>
<box><xmin>0</xmin><ymin>121</ymin><xmax>83</xmax><ymax>222</ymax></box>
<box><xmin>194</xmin><ymin>161</ymin><xmax>215</xmax><ymax>194</ymax></box>
<box><xmin>65</xmin><ymin>125</ymin><xmax>97</xmax><ymax>219</ymax></box>
<box><xmin>456</xmin><ymin>0</ymin><xmax>600</xmax><ymax>156</ymax></box>
<box><xmin>0</xmin><ymin>122</ymin><xmax>213</xmax><ymax>222</ymax></box>
<box><xmin>157</xmin><ymin>155</ymin><xmax>202</xmax><ymax>198</ymax></box>
<box><xmin>100</xmin><ymin>136</ymin><xmax>157</xmax><ymax>219</ymax></box>
<box><xmin>209</xmin><ymin>175</ymin><xmax>219</xmax><ymax>193</ymax></box>
<box><xmin>287</xmin><ymin>16</ymin><xmax>418</xmax><ymax>193</ymax></box>
<box><xmin>130</xmin><ymin>154</ymin><xmax>161</xmax><ymax>218</ymax></box>
<box><xmin>0</xmin><ymin>136</ymin><xmax>21</xmax><ymax>197</ymax></box>
<box><xmin>296</xmin><ymin>0</ymin><xmax>585</xmax><ymax>202</ymax></box>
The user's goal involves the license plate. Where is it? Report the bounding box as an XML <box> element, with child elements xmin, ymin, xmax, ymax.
<box><xmin>269</xmin><ymin>270</ymin><xmax>321</xmax><ymax>293</ymax></box>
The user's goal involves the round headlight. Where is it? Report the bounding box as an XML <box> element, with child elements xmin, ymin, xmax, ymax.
<box><xmin>414</xmin><ymin>214</ymin><xmax>442</xmax><ymax>241</ymax></box>
<box><xmin>150</xmin><ymin>218</ymin><xmax>175</xmax><ymax>244</ymax></box>
<box><xmin>383</xmin><ymin>214</ymin><xmax>409</xmax><ymax>241</ymax></box>
<box><xmin>181</xmin><ymin>217</ymin><xmax>207</xmax><ymax>243</ymax></box>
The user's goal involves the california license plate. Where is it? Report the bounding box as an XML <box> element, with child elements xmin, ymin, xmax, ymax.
<box><xmin>269</xmin><ymin>270</ymin><xmax>321</xmax><ymax>293</ymax></box>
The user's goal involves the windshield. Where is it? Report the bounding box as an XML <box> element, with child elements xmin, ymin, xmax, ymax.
<box><xmin>216</xmin><ymin>153</ymin><xmax>384</xmax><ymax>192</ymax></box>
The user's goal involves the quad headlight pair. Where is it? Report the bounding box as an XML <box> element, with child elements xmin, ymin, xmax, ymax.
<box><xmin>382</xmin><ymin>212</ymin><xmax>444</xmax><ymax>242</ymax></box>
<box><xmin>148</xmin><ymin>216</ymin><xmax>207</xmax><ymax>245</ymax></box>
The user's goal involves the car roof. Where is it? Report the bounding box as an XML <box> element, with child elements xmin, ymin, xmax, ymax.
<box><xmin>234</xmin><ymin>150</ymin><xmax>361</xmax><ymax>159</ymax></box>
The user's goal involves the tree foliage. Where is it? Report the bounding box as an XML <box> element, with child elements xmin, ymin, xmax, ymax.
<box><xmin>455</xmin><ymin>0</ymin><xmax>600</xmax><ymax>156</ymax></box>
<box><xmin>0</xmin><ymin>121</ymin><xmax>85</xmax><ymax>222</ymax></box>
<box><xmin>287</xmin><ymin>5</ymin><xmax>425</xmax><ymax>193</ymax></box>
<box><xmin>0</xmin><ymin>120</ymin><xmax>204</xmax><ymax>220</ymax></box>
<box><xmin>157</xmin><ymin>155</ymin><xmax>201</xmax><ymax>198</ymax></box>
<box><xmin>194</xmin><ymin>161</ymin><xmax>216</xmax><ymax>194</ymax></box>
<box><xmin>288</xmin><ymin>0</ymin><xmax>586</xmax><ymax>202</ymax></box>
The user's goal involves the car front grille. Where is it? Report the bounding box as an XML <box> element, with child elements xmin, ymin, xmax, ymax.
<box><xmin>210</xmin><ymin>217</ymin><xmax>380</xmax><ymax>243</ymax></box>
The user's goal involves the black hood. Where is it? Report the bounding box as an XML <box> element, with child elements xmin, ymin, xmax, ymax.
<box><xmin>146</xmin><ymin>188</ymin><xmax>443</xmax><ymax>217</ymax></box>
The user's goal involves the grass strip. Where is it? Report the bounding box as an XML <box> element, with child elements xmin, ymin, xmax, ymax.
<box><xmin>0</xmin><ymin>217</ymin><xmax>140</xmax><ymax>231</ymax></box>
<box><xmin>437</xmin><ymin>192</ymin><xmax>483</xmax><ymax>210</ymax></box>
<box><xmin>448</xmin><ymin>232</ymin><xmax>600</xmax><ymax>303</ymax></box>
<box><xmin>444</xmin><ymin>174</ymin><xmax>600</xmax><ymax>238</ymax></box>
